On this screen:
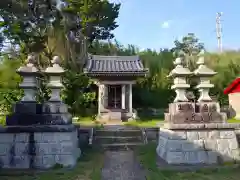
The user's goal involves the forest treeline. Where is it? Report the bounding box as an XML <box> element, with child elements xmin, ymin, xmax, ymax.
<box><xmin>0</xmin><ymin>0</ymin><xmax>240</xmax><ymax>117</ymax></box>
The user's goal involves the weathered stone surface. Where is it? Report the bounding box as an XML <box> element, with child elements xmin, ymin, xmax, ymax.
<box><xmin>208</xmin><ymin>130</ymin><xmax>219</xmax><ymax>139</ymax></box>
<box><xmin>0</xmin><ymin>144</ymin><xmax>11</xmax><ymax>156</ymax></box>
<box><xmin>164</xmin><ymin>101</ymin><xmax>227</xmax><ymax>125</ymax></box>
<box><xmin>184</xmin><ymin>151</ymin><xmax>199</xmax><ymax>164</ymax></box>
<box><xmin>158</xmin><ymin>136</ymin><xmax>167</xmax><ymax>148</ymax></box>
<box><xmin>0</xmin><ymin>134</ymin><xmax>14</xmax><ymax>143</ymax></box>
<box><xmin>166</xmin><ymin>152</ymin><xmax>183</xmax><ymax>164</ymax></box>
<box><xmin>166</xmin><ymin>140</ymin><xmax>183</xmax><ymax>151</ymax></box>
<box><xmin>34</xmin><ymin>131</ymin><xmax>77</xmax><ymax>143</ymax></box>
<box><xmin>0</xmin><ymin>130</ymin><xmax>80</xmax><ymax>169</ymax></box>
<box><xmin>207</xmin><ymin>151</ymin><xmax>218</xmax><ymax>164</ymax></box>
<box><xmin>198</xmin><ymin>131</ymin><xmax>208</xmax><ymax>139</ymax></box>
<box><xmin>0</xmin><ymin>125</ymin><xmax>76</xmax><ymax>133</ymax></box>
<box><xmin>187</xmin><ymin>131</ymin><xmax>199</xmax><ymax>140</ymax></box>
<box><xmin>15</xmin><ymin>133</ymin><xmax>29</xmax><ymax>142</ymax></box>
<box><xmin>204</xmin><ymin>140</ymin><xmax>217</xmax><ymax>150</ymax></box>
<box><xmin>228</xmin><ymin>138</ymin><xmax>238</xmax><ymax>150</ymax></box>
<box><xmin>219</xmin><ymin>130</ymin><xmax>235</xmax><ymax>139</ymax></box>
<box><xmin>34</xmin><ymin>155</ymin><xmax>55</xmax><ymax>169</ymax></box>
<box><xmin>182</xmin><ymin>140</ymin><xmax>204</xmax><ymax>151</ymax></box>
<box><xmin>15</xmin><ymin>143</ymin><xmax>29</xmax><ymax>156</ymax></box>
<box><xmin>169</xmin><ymin>103</ymin><xmax>195</xmax><ymax>114</ymax></box>
<box><xmin>55</xmin><ymin>154</ymin><xmax>77</xmax><ymax>167</ymax></box>
<box><xmin>42</xmin><ymin>103</ymin><xmax>68</xmax><ymax>114</ymax></box>
<box><xmin>169</xmin><ymin>131</ymin><xmax>187</xmax><ymax>140</ymax></box>
<box><xmin>156</xmin><ymin>128</ymin><xmax>240</xmax><ymax>165</ymax></box>
<box><xmin>12</xmin><ymin>155</ymin><xmax>30</xmax><ymax>169</ymax></box>
<box><xmin>14</xmin><ymin>102</ymin><xmax>42</xmax><ymax>114</ymax></box>
<box><xmin>197</xmin><ymin>151</ymin><xmax>208</xmax><ymax>163</ymax></box>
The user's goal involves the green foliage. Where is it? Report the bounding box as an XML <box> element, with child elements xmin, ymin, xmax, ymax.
<box><xmin>62</xmin><ymin>70</ymin><xmax>96</xmax><ymax>116</ymax></box>
<box><xmin>0</xmin><ymin>56</ymin><xmax>23</xmax><ymax>114</ymax></box>
<box><xmin>64</xmin><ymin>0</ymin><xmax>120</xmax><ymax>42</ymax></box>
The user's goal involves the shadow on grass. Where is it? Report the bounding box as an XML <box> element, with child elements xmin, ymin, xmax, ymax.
<box><xmin>0</xmin><ymin>146</ymin><xmax>104</xmax><ymax>180</ymax></box>
<box><xmin>135</xmin><ymin>142</ymin><xmax>240</xmax><ymax>180</ymax></box>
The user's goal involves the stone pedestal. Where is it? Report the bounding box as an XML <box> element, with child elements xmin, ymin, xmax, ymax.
<box><xmin>156</xmin><ymin>124</ymin><xmax>240</xmax><ymax>164</ymax></box>
<box><xmin>1</xmin><ymin>55</ymin><xmax>81</xmax><ymax>169</ymax></box>
<box><xmin>6</xmin><ymin>102</ymin><xmax>43</xmax><ymax>126</ymax></box>
<box><xmin>165</xmin><ymin>102</ymin><xmax>227</xmax><ymax>124</ymax></box>
<box><xmin>0</xmin><ymin>125</ymin><xmax>80</xmax><ymax>169</ymax></box>
<box><xmin>42</xmin><ymin>102</ymin><xmax>72</xmax><ymax>125</ymax></box>
<box><xmin>157</xmin><ymin>101</ymin><xmax>240</xmax><ymax>165</ymax></box>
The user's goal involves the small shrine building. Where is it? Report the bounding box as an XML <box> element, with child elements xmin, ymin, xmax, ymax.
<box><xmin>224</xmin><ymin>77</ymin><xmax>240</xmax><ymax>120</ymax></box>
<box><xmin>84</xmin><ymin>55</ymin><xmax>148</xmax><ymax>121</ymax></box>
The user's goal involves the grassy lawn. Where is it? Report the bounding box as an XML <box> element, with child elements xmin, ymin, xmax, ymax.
<box><xmin>228</xmin><ymin>118</ymin><xmax>240</xmax><ymax>123</ymax></box>
<box><xmin>0</xmin><ymin>147</ymin><xmax>104</xmax><ymax>180</ymax></box>
<box><xmin>136</xmin><ymin>143</ymin><xmax>240</xmax><ymax>180</ymax></box>
<box><xmin>124</xmin><ymin>119</ymin><xmax>164</xmax><ymax>127</ymax></box>
<box><xmin>74</xmin><ymin>116</ymin><xmax>240</xmax><ymax>128</ymax></box>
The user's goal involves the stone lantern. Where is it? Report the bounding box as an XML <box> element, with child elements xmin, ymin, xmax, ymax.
<box><xmin>17</xmin><ymin>54</ymin><xmax>39</xmax><ymax>102</ymax></box>
<box><xmin>6</xmin><ymin>54</ymin><xmax>42</xmax><ymax>126</ymax></box>
<box><xmin>194</xmin><ymin>50</ymin><xmax>217</xmax><ymax>102</ymax></box>
<box><xmin>45</xmin><ymin>56</ymin><xmax>64</xmax><ymax>102</ymax></box>
<box><xmin>43</xmin><ymin>56</ymin><xmax>71</xmax><ymax>125</ymax></box>
<box><xmin>168</xmin><ymin>54</ymin><xmax>192</xmax><ymax>102</ymax></box>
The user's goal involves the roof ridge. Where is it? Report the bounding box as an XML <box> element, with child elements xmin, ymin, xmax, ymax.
<box><xmin>91</xmin><ymin>55</ymin><xmax>139</xmax><ymax>61</ymax></box>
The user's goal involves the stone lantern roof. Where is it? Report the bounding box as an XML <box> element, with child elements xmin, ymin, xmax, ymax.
<box><xmin>168</xmin><ymin>56</ymin><xmax>192</xmax><ymax>77</ymax></box>
<box><xmin>194</xmin><ymin>50</ymin><xmax>217</xmax><ymax>77</ymax></box>
<box><xmin>45</xmin><ymin>56</ymin><xmax>64</xmax><ymax>74</ymax></box>
<box><xmin>17</xmin><ymin>54</ymin><xmax>38</xmax><ymax>75</ymax></box>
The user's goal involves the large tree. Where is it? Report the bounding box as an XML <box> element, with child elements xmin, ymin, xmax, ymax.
<box><xmin>0</xmin><ymin>0</ymin><xmax>120</xmax><ymax>66</ymax></box>
<box><xmin>172</xmin><ymin>33</ymin><xmax>204</xmax><ymax>70</ymax></box>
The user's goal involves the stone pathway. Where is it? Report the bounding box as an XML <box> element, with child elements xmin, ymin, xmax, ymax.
<box><xmin>101</xmin><ymin>150</ymin><xmax>146</xmax><ymax>180</ymax></box>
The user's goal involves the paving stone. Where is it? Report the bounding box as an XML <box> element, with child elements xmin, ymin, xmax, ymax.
<box><xmin>101</xmin><ymin>150</ymin><xmax>146</xmax><ymax>180</ymax></box>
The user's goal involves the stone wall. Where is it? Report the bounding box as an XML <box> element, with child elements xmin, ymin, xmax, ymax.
<box><xmin>0</xmin><ymin>126</ymin><xmax>81</xmax><ymax>169</ymax></box>
<box><xmin>144</xmin><ymin>127</ymin><xmax>240</xmax><ymax>145</ymax></box>
<box><xmin>156</xmin><ymin>126</ymin><xmax>240</xmax><ymax>164</ymax></box>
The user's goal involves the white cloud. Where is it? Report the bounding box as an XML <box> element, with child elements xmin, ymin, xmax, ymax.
<box><xmin>161</xmin><ymin>21</ymin><xmax>171</xmax><ymax>29</ymax></box>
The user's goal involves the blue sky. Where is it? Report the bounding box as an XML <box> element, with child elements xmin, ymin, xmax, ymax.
<box><xmin>111</xmin><ymin>0</ymin><xmax>240</xmax><ymax>51</ymax></box>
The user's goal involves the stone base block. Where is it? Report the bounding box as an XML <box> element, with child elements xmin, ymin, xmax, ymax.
<box><xmin>14</xmin><ymin>102</ymin><xmax>42</xmax><ymax>114</ymax></box>
<box><xmin>0</xmin><ymin>130</ymin><xmax>81</xmax><ymax>169</ymax></box>
<box><xmin>42</xmin><ymin>114</ymin><xmax>72</xmax><ymax>125</ymax></box>
<box><xmin>6</xmin><ymin>114</ymin><xmax>43</xmax><ymax>126</ymax></box>
<box><xmin>156</xmin><ymin>128</ymin><xmax>240</xmax><ymax>165</ymax></box>
<box><xmin>42</xmin><ymin>102</ymin><xmax>68</xmax><ymax>114</ymax></box>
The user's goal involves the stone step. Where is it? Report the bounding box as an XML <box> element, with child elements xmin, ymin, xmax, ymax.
<box><xmin>95</xmin><ymin>129</ymin><xmax>142</xmax><ymax>137</ymax></box>
<box><xmin>95</xmin><ymin>136</ymin><xmax>143</xmax><ymax>144</ymax></box>
<box><xmin>101</xmin><ymin>142</ymin><xmax>144</xmax><ymax>151</ymax></box>
<box><xmin>109</xmin><ymin>112</ymin><xmax>122</xmax><ymax>120</ymax></box>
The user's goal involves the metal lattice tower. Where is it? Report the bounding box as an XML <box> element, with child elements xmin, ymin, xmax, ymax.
<box><xmin>216</xmin><ymin>12</ymin><xmax>223</xmax><ymax>52</ymax></box>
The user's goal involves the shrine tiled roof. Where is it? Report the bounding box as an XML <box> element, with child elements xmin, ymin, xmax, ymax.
<box><xmin>83</xmin><ymin>55</ymin><xmax>148</xmax><ymax>76</ymax></box>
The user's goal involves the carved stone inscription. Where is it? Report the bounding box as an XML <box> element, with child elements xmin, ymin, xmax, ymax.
<box><xmin>168</xmin><ymin>102</ymin><xmax>224</xmax><ymax>124</ymax></box>
<box><xmin>177</xmin><ymin>104</ymin><xmax>193</xmax><ymax>111</ymax></box>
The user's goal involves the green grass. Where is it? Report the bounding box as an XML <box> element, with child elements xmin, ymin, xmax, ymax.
<box><xmin>124</xmin><ymin>119</ymin><xmax>164</xmax><ymax>127</ymax></box>
<box><xmin>73</xmin><ymin>116</ymin><xmax>240</xmax><ymax>128</ymax></box>
<box><xmin>0</xmin><ymin>147</ymin><xmax>104</xmax><ymax>180</ymax></box>
<box><xmin>228</xmin><ymin>118</ymin><xmax>240</xmax><ymax>123</ymax></box>
<box><xmin>135</xmin><ymin>142</ymin><xmax>240</xmax><ymax>180</ymax></box>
